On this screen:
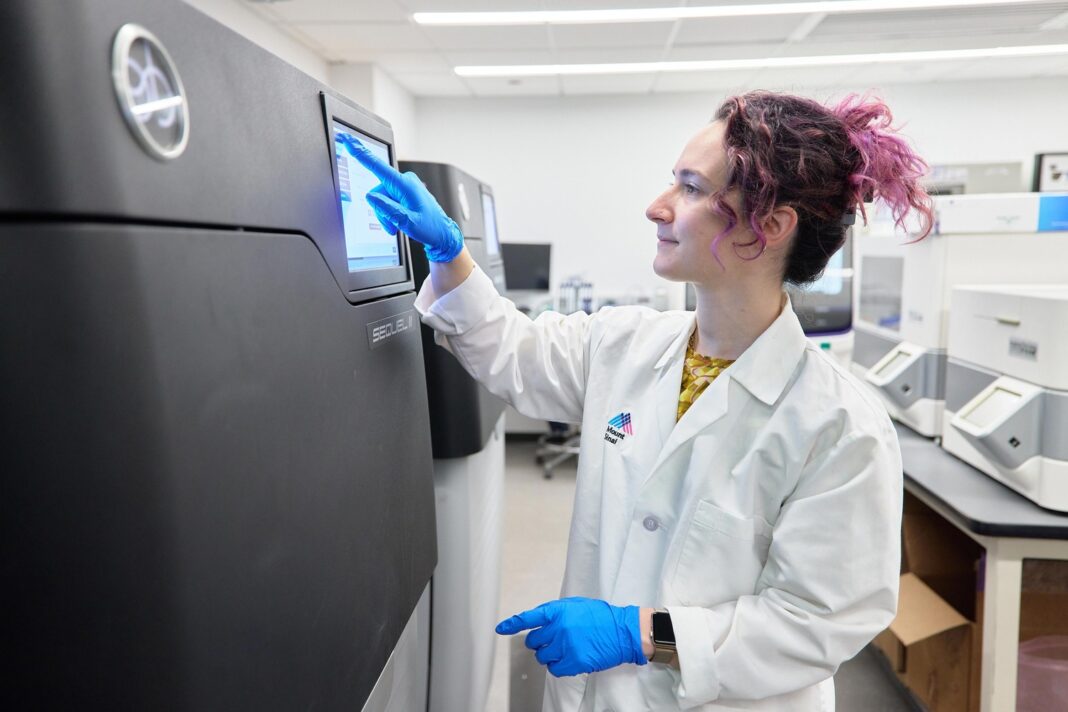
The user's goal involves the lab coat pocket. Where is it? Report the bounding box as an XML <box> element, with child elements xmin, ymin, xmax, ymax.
<box><xmin>671</xmin><ymin>500</ymin><xmax>773</xmax><ymax>607</ymax></box>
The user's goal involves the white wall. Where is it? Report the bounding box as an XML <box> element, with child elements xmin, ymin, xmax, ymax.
<box><xmin>328</xmin><ymin>64</ymin><xmax>418</xmax><ymax>160</ymax></box>
<box><xmin>414</xmin><ymin>77</ymin><xmax>1068</xmax><ymax>309</ymax></box>
<box><xmin>371</xmin><ymin>67</ymin><xmax>418</xmax><ymax>162</ymax></box>
<box><xmin>182</xmin><ymin>0</ymin><xmax>328</xmax><ymax>82</ymax></box>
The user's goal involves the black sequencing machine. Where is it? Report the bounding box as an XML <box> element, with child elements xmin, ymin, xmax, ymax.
<box><xmin>399</xmin><ymin>161</ymin><xmax>507</xmax><ymax>459</ymax></box>
<box><xmin>0</xmin><ymin>2</ymin><xmax>435</xmax><ymax>710</ymax></box>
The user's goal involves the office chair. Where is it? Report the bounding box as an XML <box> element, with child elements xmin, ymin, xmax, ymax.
<box><xmin>534</xmin><ymin>421</ymin><xmax>581</xmax><ymax>479</ymax></box>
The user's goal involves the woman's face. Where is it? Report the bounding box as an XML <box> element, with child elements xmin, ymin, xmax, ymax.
<box><xmin>646</xmin><ymin>121</ymin><xmax>759</xmax><ymax>286</ymax></box>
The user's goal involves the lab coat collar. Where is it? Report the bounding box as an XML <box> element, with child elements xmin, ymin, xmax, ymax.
<box><xmin>653</xmin><ymin>313</ymin><xmax>697</xmax><ymax>371</ymax></box>
<box><xmin>653</xmin><ymin>293</ymin><xmax>807</xmax><ymax>407</ymax></box>
<box><xmin>727</xmin><ymin>293</ymin><xmax>807</xmax><ymax>406</ymax></box>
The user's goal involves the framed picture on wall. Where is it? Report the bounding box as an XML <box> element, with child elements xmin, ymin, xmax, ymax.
<box><xmin>1032</xmin><ymin>153</ymin><xmax>1068</xmax><ymax>192</ymax></box>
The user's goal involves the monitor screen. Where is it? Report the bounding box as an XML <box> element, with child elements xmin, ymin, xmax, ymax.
<box><xmin>500</xmin><ymin>243</ymin><xmax>551</xmax><ymax>291</ymax></box>
<box><xmin>481</xmin><ymin>191</ymin><xmax>500</xmax><ymax>257</ymax></box>
<box><xmin>859</xmin><ymin>255</ymin><xmax>903</xmax><ymax>332</ymax></box>
<box><xmin>332</xmin><ymin>121</ymin><xmax>401</xmax><ymax>273</ymax></box>
<box><xmin>787</xmin><ymin>235</ymin><xmax>853</xmax><ymax>334</ymax></box>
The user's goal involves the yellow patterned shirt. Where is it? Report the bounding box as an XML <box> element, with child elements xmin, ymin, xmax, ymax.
<box><xmin>677</xmin><ymin>333</ymin><xmax>735</xmax><ymax>422</ymax></box>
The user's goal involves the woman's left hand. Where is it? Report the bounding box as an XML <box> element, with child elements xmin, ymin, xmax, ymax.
<box><xmin>495</xmin><ymin>597</ymin><xmax>648</xmax><ymax>677</ymax></box>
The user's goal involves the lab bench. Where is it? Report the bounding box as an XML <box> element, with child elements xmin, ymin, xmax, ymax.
<box><xmin>896</xmin><ymin>423</ymin><xmax>1068</xmax><ymax>712</ymax></box>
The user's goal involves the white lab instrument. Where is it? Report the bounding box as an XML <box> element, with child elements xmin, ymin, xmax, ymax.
<box><xmin>852</xmin><ymin>193</ymin><xmax>1068</xmax><ymax>437</ymax></box>
<box><xmin>941</xmin><ymin>285</ymin><xmax>1068</xmax><ymax>512</ymax></box>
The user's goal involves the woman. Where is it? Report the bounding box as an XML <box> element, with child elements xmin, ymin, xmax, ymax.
<box><xmin>339</xmin><ymin>90</ymin><xmax>932</xmax><ymax>711</ymax></box>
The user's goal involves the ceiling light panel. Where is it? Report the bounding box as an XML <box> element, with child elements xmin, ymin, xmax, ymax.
<box><xmin>413</xmin><ymin>0</ymin><xmax>1068</xmax><ymax>26</ymax></box>
<box><xmin>453</xmin><ymin>44</ymin><xmax>1068</xmax><ymax>76</ymax></box>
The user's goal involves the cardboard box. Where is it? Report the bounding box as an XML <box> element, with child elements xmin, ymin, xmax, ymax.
<box><xmin>875</xmin><ymin>573</ymin><xmax>974</xmax><ymax>712</ymax></box>
<box><xmin>877</xmin><ymin>494</ymin><xmax>1068</xmax><ymax>712</ymax></box>
<box><xmin>875</xmin><ymin>493</ymin><xmax>984</xmax><ymax>711</ymax></box>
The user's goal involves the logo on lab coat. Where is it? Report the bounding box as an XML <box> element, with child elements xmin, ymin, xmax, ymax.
<box><xmin>604</xmin><ymin>412</ymin><xmax>633</xmax><ymax>444</ymax></box>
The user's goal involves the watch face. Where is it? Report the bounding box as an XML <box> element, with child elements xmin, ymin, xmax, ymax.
<box><xmin>652</xmin><ymin>611</ymin><xmax>676</xmax><ymax>645</ymax></box>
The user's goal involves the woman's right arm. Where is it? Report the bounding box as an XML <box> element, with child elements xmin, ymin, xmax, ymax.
<box><xmin>416</xmin><ymin>259</ymin><xmax>595</xmax><ymax>424</ymax></box>
<box><xmin>429</xmin><ymin>245</ymin><xmax>476</xmax><ymax>297</ymax></box>
<box><xmin>334</xmin><ymin>135</ymin><xmax>593</xmax><ymax>422</ymax></box>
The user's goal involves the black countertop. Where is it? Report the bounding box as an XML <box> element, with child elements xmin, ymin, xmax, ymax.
<box><xmin>897</xmin><ymin>424</ymin><xmax>1068</xmax><ymax>540</ymax></box>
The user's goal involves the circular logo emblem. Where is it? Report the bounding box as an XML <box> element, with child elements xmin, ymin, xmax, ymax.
<box><xmin>111</xmin><ymin>24</ymin><xmax>189</xmax><ymax>160</ymax></box>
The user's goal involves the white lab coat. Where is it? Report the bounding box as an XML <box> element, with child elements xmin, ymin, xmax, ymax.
<box><xmin>415</xmin><ymin>266</ymin><xmax>902</xmax><ymax>712</ymax></box>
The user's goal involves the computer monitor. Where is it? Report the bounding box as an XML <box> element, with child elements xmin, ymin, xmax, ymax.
<box><xmin>500</xmin><ymin>243</ymin><xmax>551</xmax><ymax>291</ymax></box>
<box><xmin>788</xmin><ymin>234</ymin><xmax>854</xmax><ymax>335</ymax></box>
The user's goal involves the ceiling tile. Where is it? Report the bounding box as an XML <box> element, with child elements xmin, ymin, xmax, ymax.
<box><xmin>441</xmin><ymin>48</ymin><xmax>557</xmax><ymax>65</ymax></box>
<box><xmin>651</xmin><ymin>68</ymin><xmax>760</xmax><ymax>94</ymax></box>
<box><xmin>259</xmin><ymin>0</ymin><xmax>408</xmax><ymax>23</ymax></box>
<box><xmin>836</xmin><ymin>59</ymin><xmax>979</xmax><ymax>87</ymax></box>
<box><xmin>331</xmin><ymin>51</ymin><xmax>450</xmax><ymax>72</ymax></box>
<box><xmin>549</xmin><ymin>22</ymin><xmax>675</xmax><ymax>50</ymax></box>
<box><xmin>293</xmin><ymin>22</ymin><xmax>428</xmax><ymax>51</ymax></box>
<box><xmin>404</xmin><ymin>0</ymin><xmax>531</xmax><ymax>11</ymax></box>
<box><xmin>745</xmin><ymin>64</ymin><xmax>881</xmax><ymax>91</ymax></box>
<box><xmin>673</xmin><ymin>16</ymin><xmax>810</xmax><ymax>46</ymax></box>
<box><xmin>560</xmin><ymin>72</ymin><xmax>657</xmax><ymax>95</ymax></box>
<box><xmin>442</xmin><ymin>46</ymin><xmax>665</xmax><ymax>65</ymax></box>
<box><xmin>465</xmin><ymin>75</ymin><xmax>561</xmax><ymax>97</ymax></box>
<box><xmin>925</xmin><ymin>54</ymin><xmax>1068</xmax><ymax>81</ymax></box>
<box><xmin>552</xmin><ymin>46</ymin><xmax>669</xmax><ymax>64</ymax></box>
<box><xmin>539</xmin><ymin>0</ymin><xmax>683</xmax><ymax>8</ymax></box>
<box><xmin>391</xmin><ymin>71</ymin><xmax>473</xmax><ymax>97</ymax></box>
<box><xmin>665</xmin><ymin>42</ymin><xmax>799</xmax><ymax>62</ymax></box>
<box><xmin>420</xmin><ymin>24</ymin><xmax>552</xmax><ymax>51</ymax></box>
<box><xmin>809</xmin><ymin>4</ymin><xmax>1068</xmax><ymax>41</ymax></box>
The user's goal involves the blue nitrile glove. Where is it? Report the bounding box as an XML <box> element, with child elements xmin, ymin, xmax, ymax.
<box><xmin>495</xmin><ymin>597</ymin><xmax>647</xmax><ymax>677</ymax></box>
<box><xmin>335</xmin><ymin>133</ymin><xmax>465</xmax><ymax>262</ymax></box>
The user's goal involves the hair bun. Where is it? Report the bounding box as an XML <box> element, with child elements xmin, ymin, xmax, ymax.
<box><xmin>832</xmin><ymin>94</ymin><xmax>933</xmax><ymax>237</ymax></box>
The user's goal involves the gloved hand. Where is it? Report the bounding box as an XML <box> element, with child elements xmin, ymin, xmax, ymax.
<box><xmin>335</xmin><ymin>133</ymin><xmax>465</xmax><ymax>262</ymax></box>
<box><xmin>495</xmin><ymin>597</ymin><xmax>647</xmax><ymax>677</ymax></box>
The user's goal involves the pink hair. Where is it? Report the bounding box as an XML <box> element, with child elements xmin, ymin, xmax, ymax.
<box><xmin>711</xmin><ymin>91</ymin><xmax>934</xmax><ymax>283</ymax></box>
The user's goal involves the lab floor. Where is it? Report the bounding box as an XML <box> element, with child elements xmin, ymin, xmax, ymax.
<box><xmin>485</xmin><ymin>437</ymin><xmax>921</xmax><ymax>712</ymax></box>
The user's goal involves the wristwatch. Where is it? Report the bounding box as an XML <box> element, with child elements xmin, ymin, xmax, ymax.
<box><xmin>650</xmin><ymin>610</ymin><xmax>677</xmax><ymax>665</ymax></box>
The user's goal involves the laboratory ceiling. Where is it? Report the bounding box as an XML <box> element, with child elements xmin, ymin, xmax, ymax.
<box><xmin>242</xmin><ymin>0</ymin><xmax>1068</xmax><ymax>96</ymax></box>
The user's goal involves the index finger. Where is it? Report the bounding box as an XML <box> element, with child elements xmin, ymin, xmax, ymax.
<box><xmin>495</xmin><ymin>602</ymin><xmax>555</xmax><ymax>636</ymax></box>
<box><xmin>335</xmin><ymin>132</ymin><xmax>400</xmax><ymax>185</ymax></box>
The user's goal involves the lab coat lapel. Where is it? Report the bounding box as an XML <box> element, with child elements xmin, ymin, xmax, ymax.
<box><xmin>641</xmin><ymin>294</ymin><xmax>808</xmax><ymax>485</ymax></box>
<box><xmin>646</xmin><ymin>367</ymin><xmax>730</xmax><ymax>482</ymax></box>
<box><xmin>651</xmin><ymin>314</ymin><xmax>695</xmax><ymax>451</ymax></box>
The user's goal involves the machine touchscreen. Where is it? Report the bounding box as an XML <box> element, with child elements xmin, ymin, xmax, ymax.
<box><xmin>332</xmin><ymin>121</ymin><xmax>401</xmax><ymax>273</ymax></box>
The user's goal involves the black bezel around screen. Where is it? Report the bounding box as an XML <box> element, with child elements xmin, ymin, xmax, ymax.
<box><xmin>321</xmin><ymin>93</ymin><xmax>413</xmax><ymax>298</ymax></box>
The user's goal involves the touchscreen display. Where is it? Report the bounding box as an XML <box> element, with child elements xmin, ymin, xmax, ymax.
<box><xmin>876</xmin><ymin>350</ymin><xmax>912</xmax><ymax>377</ymax></box>
<box><xmin>963</xmin><ymin>386</ymin><xmax>1020</xmax><ymax>429</ymax></box>
<box><xmin>481</xmin><ymin>191</ymin><xmax>501</xmax><ymax>256</ymax></box>
<box><xmin>333</xmin><ymin>121</ymin><xmax>401</xmax><ymax>273</ymax></box>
